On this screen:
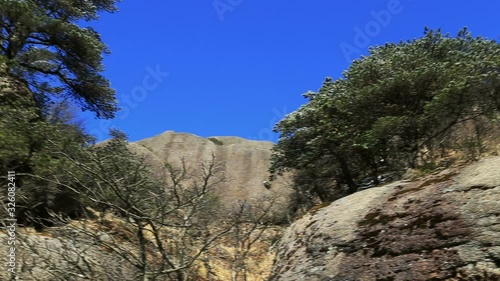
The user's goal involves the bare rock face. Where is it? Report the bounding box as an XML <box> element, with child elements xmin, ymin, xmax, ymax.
<box><xmin>270</xmin><ymin>156</ymin><xmax>500</xmax><ymax>281</ymax></box>
<box><xmin>131</xmin><ymin>131</ymin><xmax>292</xmax><ymax>223</ymax></box>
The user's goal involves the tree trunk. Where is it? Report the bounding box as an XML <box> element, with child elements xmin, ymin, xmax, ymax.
<box><xmin>335</xmin><ymin>154</ymin><xmax>357</xmax><ymax>194</ymax></box>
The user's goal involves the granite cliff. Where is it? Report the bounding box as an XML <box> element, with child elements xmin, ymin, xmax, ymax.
<box><xmin>129</xmin><ymin>130</ymin><xmax>292</xmax><ymax>222</ymax></box>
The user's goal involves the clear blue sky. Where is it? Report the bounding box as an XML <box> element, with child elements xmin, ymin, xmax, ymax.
<box><xmin>82</xmin><ymin>0</ymin><xmax>500</xmax><ymax>142</ymax></box>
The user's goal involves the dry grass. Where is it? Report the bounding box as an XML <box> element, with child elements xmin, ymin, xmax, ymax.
<box><xmin>16</xmin><ymin>209</ymin><xmax>284</xmax><ymax>281</ymax></box>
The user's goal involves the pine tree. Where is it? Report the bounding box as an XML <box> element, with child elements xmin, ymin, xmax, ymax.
<box><xmin>0</xmin><ymin>0</ymin><xmax>119</xmax><ymax>118</ymax></box>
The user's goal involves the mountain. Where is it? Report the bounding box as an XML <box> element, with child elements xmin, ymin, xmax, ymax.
<box><xmin>129</xmin><ymin>130</ymin><xmax>293</xmax><ymax>223</ymax></box>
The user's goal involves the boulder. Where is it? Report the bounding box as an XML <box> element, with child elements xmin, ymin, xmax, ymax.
<box><xmin>270</xmin><ymin>156</ymin><xmax>500</xmax><ymax>281</ymax></box>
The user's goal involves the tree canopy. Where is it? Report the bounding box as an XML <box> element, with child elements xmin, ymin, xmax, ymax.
<box><xmin>0</xmin><ymin>0</ymin><xmax>119</xmax><ymax>118</ymax></box>
<box><xmin>270</xmin><ymin>28</ymin><xmax>500</xmax><ymax>208</ymax></box>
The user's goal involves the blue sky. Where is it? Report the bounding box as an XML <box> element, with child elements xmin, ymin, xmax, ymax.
<box><xmin>82</xmin><ymin>0</ymin><xmax>500</xmax><ymax>142</ymax></box>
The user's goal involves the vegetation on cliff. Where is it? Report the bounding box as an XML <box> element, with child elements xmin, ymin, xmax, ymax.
<box><xmin>0</xmin><ymin>0</ymin><xmax>120</xmax><ymax>230</ymax></box>
<box><xmin>0</xmin><ymin>0</ymin><xmax>118</xmax><ymax>118</ymax></box>
<box><xmin>270</xmin><ymin>28</ymin><xmax>500</xmax><ymax>210</ymax></box>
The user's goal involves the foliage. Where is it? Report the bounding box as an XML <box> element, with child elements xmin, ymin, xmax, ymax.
<box><xmin>0</xmin><ymin>72</ymin><xmax>93</xmax><ymax>229</ymax></box>
<box><xmin>0</xmin><ymin>0</ymin><xmax>119</xmax><ymax>118</ymax></box>
<box><xmin>0</xmin><ymin>0</ymin><xmax>120</xmax><ymax>229</ymax></box>
<box><xmin>207</xmin><ymin>137</ymin><xmax>224</xmax><ymax>145</ymax></box>
<box><xmin>270</xmin><ymin>28</ymin><xmax>500</xmax><ymax>208</ymax></box>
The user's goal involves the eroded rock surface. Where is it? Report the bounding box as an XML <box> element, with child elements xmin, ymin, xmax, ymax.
<box><xmin>270</xmin><ymin>157</ymin><xmax>500</xmax><ymax>281</ymax></box>
<box><xmin>132</xmin><ymin>131</ymin><xmax>292</xmax><ymax>222</ymax></box>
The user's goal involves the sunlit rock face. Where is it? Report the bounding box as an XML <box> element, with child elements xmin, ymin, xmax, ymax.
<box><xmin>270</xmin><ymin>156</ymin><xmax>500</xmax><ymax>281</ymax></box>
<box><xmin>131</xmin><ymin>131</ymin><xmax>293</xmax><ymax>223</ymax></box>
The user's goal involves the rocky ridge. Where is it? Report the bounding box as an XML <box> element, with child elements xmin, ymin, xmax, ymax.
<box><xmin>130</xmin><ymin>130</ymin><xmax>292</xmax><ymax>222</ymax></box>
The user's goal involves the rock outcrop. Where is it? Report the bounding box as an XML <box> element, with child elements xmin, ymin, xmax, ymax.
<box><xmin>270</xmin><ymin>156</ymin><xmax>500</xmax><ymax>281</ymax></box>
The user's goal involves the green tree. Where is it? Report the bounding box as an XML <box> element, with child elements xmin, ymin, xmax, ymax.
<box><xmin>270</xmin><ymin>28</ymin><xmax>500</xmax><ymax>209</ymax></box>
<box><xmin>0</xmin><ymin>74</ymin><xmax>93</xmax><ymax>229</ymax></box>
<box><xmin>0</xmin><ymin>0</ymin><xmax>120</xmax><ymax>229</ymax></box>
<box><xmin>0</xmin><ymin>0</ymin><xmax>119</xmax><ymax>118</ymax></box>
